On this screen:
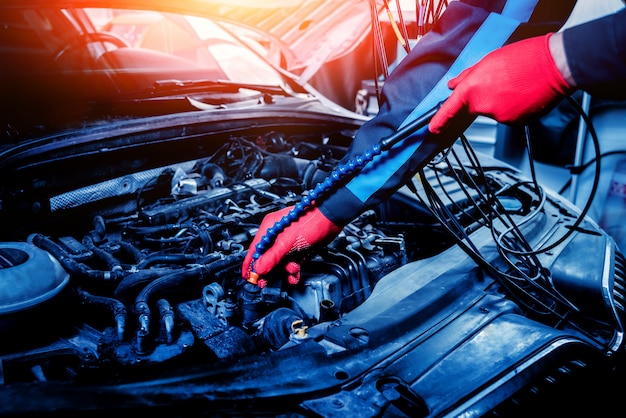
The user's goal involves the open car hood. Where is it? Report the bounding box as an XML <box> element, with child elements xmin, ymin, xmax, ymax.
<box><xmin>187</xmin><ymin>0</ymin><xmax>399</xmax><ymax>111</ymax></box>
<box><xmin>1</xmin><ymin>0</ymin><xmax>374</xmax><ymax>141</ymax></box>
<box><xmin>18</xmin><ymin>0</ymin><xmax>385</xmax><ymax>79</ymax></box>
<box><xmin>187</xmin><ymin>0</ymin><xmax>384</xmax><ymax>77</ymax></box>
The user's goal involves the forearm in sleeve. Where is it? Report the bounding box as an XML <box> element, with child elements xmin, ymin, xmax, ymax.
<box><xmin>562</xmin><ymin>7</ymin><xmax>626</xmax><ymax>98</ymax></box>
<box><xmin>319</xmin><ymin>0</ymin><xmax>577</xmax><ymax>225</ymax></box>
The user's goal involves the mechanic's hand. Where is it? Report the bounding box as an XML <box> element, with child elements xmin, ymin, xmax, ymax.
<box><xmin>429</xmin><ymin>33</ymin><xmax>573</xmax><ymax>134</ymax></box>
<box><xmin>242</xmin><ymin>206</ymin><xmax>343</xmax><ymax>286</ymax></box>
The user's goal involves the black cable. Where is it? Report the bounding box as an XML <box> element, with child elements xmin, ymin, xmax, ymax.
<box><xmin>523</xmin><ymin>125</ymin><xmax>542</xmax><ymax>195</ymax></box>
<box><xmin>369</xmin><ymin>0</ymin><xmax>390</xmax><ymax>80</ymax></box>
<box><xmin>558</xmin><ymin>150</ymin><xmax>626</xmax><ymax>195</ymax></box>
<box><xmin>406</xmin><ymin>97</ymin><xmax>612</xmax><ymax>344</ymax></box>
<box><xmin>494</xmin><ymin>95</ymin><xmax>602</xmax><ymax>257</ymax></box>
<box><xmin>414</xmin><ymin>140</ymin><xmax>585</xmax><ymax>321</ymax></box>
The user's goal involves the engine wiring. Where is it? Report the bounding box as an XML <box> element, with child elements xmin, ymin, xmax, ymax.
<box><xmin>492</xmin><ymin>96</ymin><xmax>602</xmax><ymax>256</ymax></box>
<box><xmin>409</xmin><ymin>97</ymin><xmax>613</xmax><ymax>346</ymax></box>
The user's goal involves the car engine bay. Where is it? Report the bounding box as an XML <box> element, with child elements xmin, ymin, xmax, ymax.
<box><xmin>1</xmin><ymin>121</ymin><xmax>625</xmax><ymax>416</ymax></box>
<box><xmin>0</xmin><ymin>127</ymin><xmax>445</xmax><ymax>381</ymax></box>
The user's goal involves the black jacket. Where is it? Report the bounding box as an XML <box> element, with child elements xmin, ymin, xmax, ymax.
<box><xmin>564</xmin><ymin>7</ymin><xmax>626</xmax><ymax>98</ymax></box>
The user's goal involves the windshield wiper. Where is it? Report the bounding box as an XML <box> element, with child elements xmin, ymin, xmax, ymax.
<box><xmin>151</xmin><ymin>79</ymin><xmax>292</xmax><ymax>96</ymax></box>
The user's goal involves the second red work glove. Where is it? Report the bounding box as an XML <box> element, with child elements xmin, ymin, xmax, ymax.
<box><xmin>429</xmin><ymin>33</ymin><xmax>573</xmax><ymax>134</ymax></box>
<box><xmin>242</xmin><ymin>206</ymin><xmax>343</xmax><ymax>286</ymax></box>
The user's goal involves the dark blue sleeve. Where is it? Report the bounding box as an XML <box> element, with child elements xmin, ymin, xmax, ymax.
<box><xmin>318</xmin><ymin>0</ymin><xmax>576</xmax><ymax>225</ymax></box>
<box><xmin>563</xmin><ymin>7</ymin><xmax>626</xmax><ymax>98</ymax></box>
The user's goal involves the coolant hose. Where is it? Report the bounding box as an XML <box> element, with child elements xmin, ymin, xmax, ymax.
<box><xmin>29</xmin><ymin>233</ymin><xmax>124</xmax><ymax>282</ymax></box>
<box><xmin>77</xmin><ymin>288</ymin><xmax>126</xmax><ymax>341</ymax></box>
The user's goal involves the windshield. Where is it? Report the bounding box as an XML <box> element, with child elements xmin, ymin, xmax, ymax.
<box><xmin>0</xmin><ymin>6</ymin><xmax>287</xmax><ymax>140</ymax></box>
<box><xmin>89</xmin><ymin>9</ymin><xmax>283</xmax><ymax>85</ymax></box>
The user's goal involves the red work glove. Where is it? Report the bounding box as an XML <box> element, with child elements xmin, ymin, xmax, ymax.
<box><xmin>429</xmin><ymin>33</ymin><xmax>573</xmax><ymax>134</ymax></box>
<box><xmin>242</xmin><ymin>206</ymin><xmax>343</xmax><ymax>286</ymax></box>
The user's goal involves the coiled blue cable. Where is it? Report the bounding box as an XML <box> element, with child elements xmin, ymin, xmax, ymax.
<box><xmin>249</xmin><ymin>103</ymin><xmax>442</xmax><ymax>280</ymax></box>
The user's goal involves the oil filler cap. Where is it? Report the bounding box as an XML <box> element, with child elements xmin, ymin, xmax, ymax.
<box><xmin>0</xmin><ymin>242</ymin><xmax>69</xmax><ymax>315</ymax></box>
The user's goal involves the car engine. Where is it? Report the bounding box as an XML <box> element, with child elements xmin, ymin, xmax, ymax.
<box><xmin>0</xmin><ymin>130</ymin><xmax>445</xmax><ymax>383</ymax></box>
